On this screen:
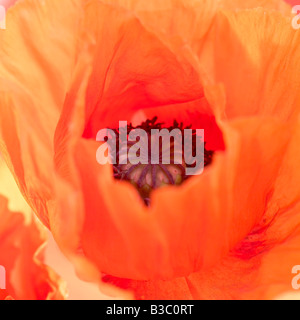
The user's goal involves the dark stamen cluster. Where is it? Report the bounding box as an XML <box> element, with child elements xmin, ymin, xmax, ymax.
<box><xmin>111</xmin><ymin>117</ymin><xmax>213</xmax><ymax>205</ymax></box>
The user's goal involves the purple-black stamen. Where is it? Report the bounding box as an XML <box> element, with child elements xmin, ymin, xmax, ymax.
<box><xmin>111</xmin><ymin>117</ymin><xmax>214</xmax><ymax>205</ymax></box>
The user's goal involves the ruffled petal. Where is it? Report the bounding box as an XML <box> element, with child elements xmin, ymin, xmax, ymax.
<box><xmin>78</xmin><ymin>0</ymin><xmax>217</xmax><ymax>138</ymax></box>
<box><xmin>205</xmin><ymin>8</ymin><xmax>300</xmax><ymax>120</ymax></box>
<box><xmin>0</xmin><ymin>159</ymin><xmax>67</xmax><ymax>300</ymax></box>
<box><xmin>0</xmin><ymin>0</ymin><xmax>85</xmax><ymax>226</ymax></box>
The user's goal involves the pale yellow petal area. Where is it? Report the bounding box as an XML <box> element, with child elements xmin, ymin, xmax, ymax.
<box><xmin>0</xmin><ymin>156</ymin><xmax>31</xmax><ymax>223</ymax></box>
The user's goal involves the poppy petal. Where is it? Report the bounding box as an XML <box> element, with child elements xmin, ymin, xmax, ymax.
<box><xmin>206</xmin><ymin>8</ymin><xmax>300</xmax><ymax>120</ymax></box>
<box><xmin>0</xmin><ymin>159</ymin><xmax>67</xmax><ymax>300</ymax></box>
<box><xmin>0</xmin><ymin>0</ymin><xmax>85</xmax><ymax>226</ymax></box>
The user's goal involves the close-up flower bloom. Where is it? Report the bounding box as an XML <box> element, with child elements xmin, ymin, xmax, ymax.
<box><xmin>0</xmin><ymin>0</ymin><xmax>300</xmax><ymax>301</ymax></box>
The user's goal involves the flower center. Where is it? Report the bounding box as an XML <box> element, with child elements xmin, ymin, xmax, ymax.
<box><xmin>111</xmin><ymin>117</ymin><xmax>213</xmax><ymax>205</ymax></box>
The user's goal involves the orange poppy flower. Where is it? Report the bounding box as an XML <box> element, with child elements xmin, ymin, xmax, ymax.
<box><xmin>0</xmin><ymin>159</ymin><xmax>67</xmax><ymax>300</ymax></box>
<box><xmin>0</xmin><ymin>0</ymin><xmax>300</xmax><ymax>300</ymax></box>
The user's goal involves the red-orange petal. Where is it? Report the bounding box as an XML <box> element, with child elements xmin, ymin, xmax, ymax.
<box><xmin>0</xmin><ymin>160</ymin><xmax>67</xmax><ymax>300</ymax></box>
